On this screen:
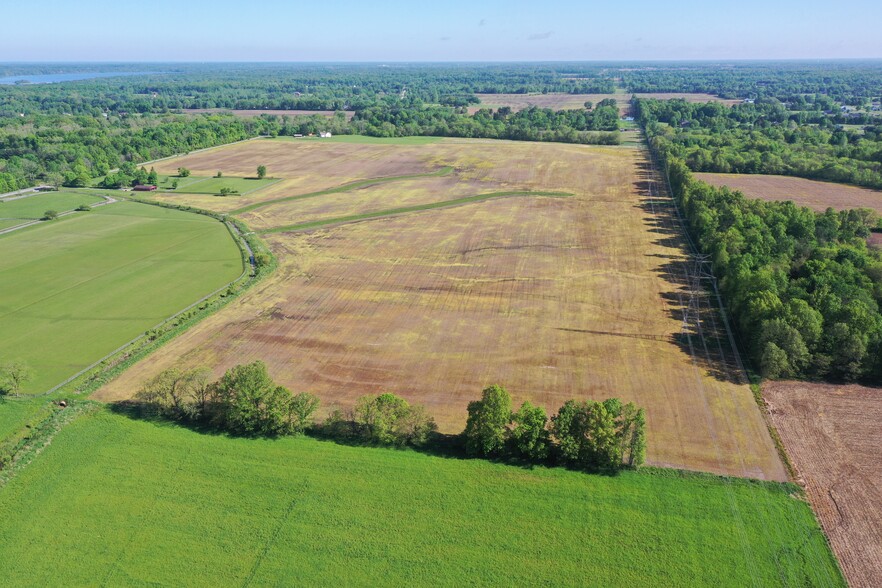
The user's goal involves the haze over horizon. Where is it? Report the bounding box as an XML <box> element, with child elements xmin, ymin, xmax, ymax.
<box><xmin>4</xmin><ymin>0</ymin><xmax>881</xmax><ymax>62</ymax></box>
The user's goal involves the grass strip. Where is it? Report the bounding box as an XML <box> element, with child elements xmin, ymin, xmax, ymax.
<box><xmin>259</xmin><ymin>190</ymin><xmax>572</xmax><ymax>234</ymax></box>
<box><xmin>229</xmin><ymin>166</ymin><xmax>454</xmax><ymax>215</ymax></box>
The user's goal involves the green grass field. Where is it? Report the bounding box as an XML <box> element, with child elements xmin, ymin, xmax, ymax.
<box><xmin>0</xmin><ymin>191</ymin><xmax>105</xmax><ymax>220</ymax></box>
<box><xmin>0</xmin><ymin>408</ymin><xmax>843</xmax><ymax>586</ymax></box>
<box><xmin>0</xmin><ymin>201</ymin><xmax>242</xmax><ymax>395</ymax></box>
<box><xmin>172</xmin><ymin>176</ymin><xmax>279</xmax><ymax>195</ymax></box>
<box><xmin>0</xmin><ymin>398</ymin><xmax>45</xmax><ymax>441</ymax></box>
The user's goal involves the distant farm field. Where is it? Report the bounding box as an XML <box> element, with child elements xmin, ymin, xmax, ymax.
<box><xmin>0</xmin><ymin>201</ymin><xmax>242</xmax><ymax>395</ymax></box>
<box><xmin>98</xmin><ymin>137</ymin><xmax>785</xmax><ymax>481</ymax></box>
<box><xmin>0</xmin><ymin>408</ymin><xmax>842</xmax><ymax>586</ymax></box>
<box><xmin>0</xmin><ymin>191</ymin><xmax>104</xmax><ymax>220</ymax></box>
<box><xmin>695</xmin><ymin>173</ymin><xmax>882</xmax><ymax>213</ymax></box>
<box><xmin>764</xmin><ymin>381</ymin><xmax>882</xmax><ymax>588</ymax></box>
<box><xmin>471</xmin><ymin>92</ymin><xmax>740</xmax><ymax>115</ymax></box>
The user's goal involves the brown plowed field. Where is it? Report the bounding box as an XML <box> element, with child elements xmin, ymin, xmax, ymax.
<box><xmin>696</xmin><ymin>173</ymin><xmax>882</xmax><ymax>214</ymax></box>
<box><xmin>240</xmin><ymin>175</ymin><xmax>489</xmax><ymax>231</ymax></box>
<box><xmin>764</xmin><ymin>381</ymin><xmax>882</xmax><ymax>588</ymax></box>
<box><xmin>471</xmin><ymin>93</ymin><xmax>739</xmax><ymax>115</ymax></box>
<box><xmin>95</xmin><ymin>138</ymin><xmax>785</xmax><ymax>481</ymax></box>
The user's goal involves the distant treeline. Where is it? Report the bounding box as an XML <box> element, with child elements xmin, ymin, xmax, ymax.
<box><xmin>636</xmin><ymin>98</ymin><xmax>882</xmax><ymax>190</ymax></box>
<box><xmin>641</xmin><ymin>111</ymin><xmax>882</xmax><ymax>381</ymax></box>
<box><xmin>623</xmin><ymin>62</ymin><xmax>882</xmax><ymax>103</ymax></box>
<box><xmin>0</xmin><ymin>102</ymin><xmax>621</xmax><ymax>192</ymax></box>
<box><xmin>0</xmin><ymin>63</ymin><xmax>615</xmax><ymax>117</ymax></box>
<box><xmin>135</xmin><ymin>361</ymin><xmax>646</xmax><ymax>472</ymax></box>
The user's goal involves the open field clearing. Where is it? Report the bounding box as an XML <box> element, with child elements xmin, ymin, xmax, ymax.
<box><xmin>163</xmin><ymin>176</ymin><xmax>279</xmax><ymax>196</ymax></box>
<box><xmin>696</xmin><ymin>173</ymin><xmax>882</xmax><ymax>213</ymax></box>
<box><xmin>182</xmin><ymin>108</ymin><xmax>356</xmax><ymax>120</ymax></box>
<box><xmin>764</xmin><ymin>381</ymin><xmax>882</xmax><ymax>588</ymax></box>
<box><xmin>240</xmin><ymin>174</ymin><xmax>492</xmax><ymax>230</ymax></box>
<box><xmin>0</xmin><ymin>201</ymin><xmax>242</xmax><ymax>395</ymax></box>
<box><xmin>98</xmin><ymin>138</ymin><xmax>784</xmax><ymax>480</ymax></box>
<box><xmin>0</xmin><ymin>408</ymin><xmax>842</xmax><ymax>586</ymax></box>
<box><xmin>0</xmin><ymin>191</ymin><xmax>104</xmax><ymax>219</ymax></box>
<box><xmin>471</xmin><ymin>92</ymin><xmax>740</xmax><ymax>115</ymax></box>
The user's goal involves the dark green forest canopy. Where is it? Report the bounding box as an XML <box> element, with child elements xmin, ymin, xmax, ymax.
<box><xmin>635</xmin><ymin>97</ymin><xmax>882</xmax><ymax>189</ymax></box>
<box><xmin>640</xmin><ymin>99</ymin><xmax>882</xmax><ymax>383</ymax></box>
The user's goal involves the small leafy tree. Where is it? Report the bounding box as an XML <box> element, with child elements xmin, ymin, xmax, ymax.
<box><xmin>75</xmin><ymin>204</ymin><xmax>91</xmax><ymax>212</ymax></box>
<box><xmin>215</xmin><ymin>171</ymin><xmax>223</xmax><ymax>178</ymax></box>
<box><xmin>171</xmin><ymin>179</ymin><xmax>179</xmax><ymax>190</ymax></box>
<box><xmin>0</xmin><ymin>360</ymin><xmax>33</xmax><ymax>395</ymax></box>
<box><xmin>257</xmin><ymin>165</ymin><xmax>267</xmax><ymax>179</ymax></box>
<box><xmin>509</xmin><ymin>401</ymin><xmax>550</xmax><ymax>460</ymax></box>
<box><xmin>551</xmin><ymin>400</ymin><xmax>619</xmax><ymax>470</ymax></box>
<box><xmin>42</xmin><ymin>210</ymin><xmax>58</xmax><ymax>220</ymax></box>
<box><xmin>289</xmin><ymin>392</ymin><xmax>320</xmax><ymax>434</ymax></box>
<box><xmin>147</xmin><ymin>167</ymin><xmax>159</xmax><ymax>185</ymax></box>
<box><xmin>212</xmin><ymin>361</ymin><xmax>291</xmax><ymax>436</ymax></box>
<box><xmin>354</xmin><ymin>393</ymin><xmax>435</xmax><ymax>446</ymax></box>
<box><xmin>463</xmin><ymin>384</ymin><xmax>512</xmax><ymax>456</ymax></box>
<box><xmin>177</xmin><ymin>167</ymin><xmax>191</xmax><ymax>177</ymax></box>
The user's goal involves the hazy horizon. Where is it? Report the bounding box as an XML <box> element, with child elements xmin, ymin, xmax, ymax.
<box><xmin>3</xmin><ymin>0</ymin><xmax>880</xmax><ymax>62</ymax></box>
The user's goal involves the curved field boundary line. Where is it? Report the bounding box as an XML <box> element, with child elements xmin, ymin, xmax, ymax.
<box><xmin>28</xmin><ymin>203</ymin><xmax>255</xmax><ymax>399</ymax></box>
<box><xmin>259</xmin><ymin>190</ymin><xmax>572</xmax><ymax>234</ymax></box>
<box><xmin>229</xmin><ymin>167</ymin><xmax>454</xmax><ymax>215</ymax></box>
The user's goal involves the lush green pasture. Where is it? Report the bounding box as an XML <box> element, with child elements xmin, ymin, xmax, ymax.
<box><xmin>0</xmin><ymin>201</ymin><xmax>242</xmax><ymax>395</ymax></box>
<box><xmin>0</xmin><ymin>409</ymin><xmax>843</xmax><ymax>586</ymax></box>
<box><xmin>174</xmin><ymin>176</ymin><xmax>279</xmax><ymax>195</ymax></box>
<box><xmin>0</xmin><ymin>191</ymin><xmax>104</xmax><ymax>219</ymax></box>
<box><xmin>0</xmin><ymin>398</ymin><xmax>45</xmax><ymax>441</ymax></box>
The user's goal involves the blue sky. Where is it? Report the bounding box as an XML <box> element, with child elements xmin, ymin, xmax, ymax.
<box><xmin>3</xmin><ymin>0</ymin><xmax>881</xmax><ymax>61</ymax></box>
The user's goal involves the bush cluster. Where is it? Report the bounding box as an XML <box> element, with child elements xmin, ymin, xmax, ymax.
<box><xmin>463</xmin><ymin>385</ymin><xmax>646</xmax><ymax>470</ymax></box>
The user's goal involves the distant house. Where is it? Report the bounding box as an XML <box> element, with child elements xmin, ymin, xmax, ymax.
<box><xmin>743</xmin><ymin>98</ymin><xmax>755</xmax><ymax>104</ymax></box>
<box><xmin>319</xmin><ymin>131</ymin><xmax>333</xmax><ymax>138</ymax></box>
<box><xmin>623</xmin><ymin>116</ymin><xmax>635</xmax><ymax>122</ymax></box>
<box><xmin>133</xmin><ymin>184</ymin><xmax>157</xmax><ymax>191</ymax></box>
<box><xmin>293</xmin><ymin>133</ymin><xmax>304</xmax><ymax>138</ymax></box>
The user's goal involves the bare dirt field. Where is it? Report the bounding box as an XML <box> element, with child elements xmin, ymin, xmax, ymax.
<box><xmin>182</xmin><ymin>108</ymin><xmax>355</xmax><ymax>120</ymax></box>
<box><xmin>471</xmin><ymin>93</ymin><xmax>739</xmax><ymax>115</ymax></box>
<box><xmin>764</xmin><ymin>381</ymin><xmax>882</xmax><ymax>588</ymax></box>
<box><xmin>96</xmin><ymin>138</ymin><xmax>785</xmax><ymax>481</ymax></box>
<box><xmin>696</xmin><ymin>173</ymin><xmax>882</xmax><ymax>214</ymax></box>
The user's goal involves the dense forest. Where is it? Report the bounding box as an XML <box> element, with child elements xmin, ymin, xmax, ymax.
<box><xmin>0</xmin><ymin>63</ymin><xmax>615</xmax><ymax>117</ymax></box>
<box><xmin>637</xmin><ymin>98</ymin><xmax>882</xmax><ymax>189</ymax></box>
<box><xmin>639</xmin><ymin>100</ymin><xmax>882</xmax><ymax>382</ymax></box>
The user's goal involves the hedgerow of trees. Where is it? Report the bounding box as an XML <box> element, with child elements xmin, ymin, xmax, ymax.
<box><xmin>640</xmin><ymin>103</ymin><xmax>882</xmax><ymax>382</ymax></box>
<box><xmin>463</xmin><ymin>385</ymin><xmax>646</xmax><ymax>470</ymax></box>
<box><xmin>136</xmin><ymin>365</ymin><xmax>645</xmax><ymax>471</ymax></box>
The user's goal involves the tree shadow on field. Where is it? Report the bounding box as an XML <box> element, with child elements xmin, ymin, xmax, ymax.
<box><xmin>633</xmin><ymin>160</ymin><xmax>746</xmax><ymax>385</ymax></box>
<box><xmin>109</xmin><ymin>401</ymin><xmax>621</xmax><ymax>477</ymax></box>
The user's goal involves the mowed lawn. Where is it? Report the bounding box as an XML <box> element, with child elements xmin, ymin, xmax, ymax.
<box><xmin>0</xmin><ymin>409</ymin><xmax>842</xmax><ymax>586</ymax></box>
<box><xmin>0</xmin><ymin>201</ymin><xmax>242</xmax><ymax>395</ymax></box>
<box><xmin>0</xmin><ymin>191</ymin><xmax>105</xmax><ymax>219</ymax></box>
<box><xmin>173</xmin><ymin>176</ymin><xmax>279</xmax><ymax>195</ymax></box>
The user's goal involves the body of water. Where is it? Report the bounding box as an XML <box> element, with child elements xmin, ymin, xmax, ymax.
<box><xmin>0</xmin><ymin>71</ymin><xmax>157</xmax><ymax>85</ymax></box>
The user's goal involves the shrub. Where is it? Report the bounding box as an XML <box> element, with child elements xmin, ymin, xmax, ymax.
<box><xmin>354</xmin><ymin>393</ymin><xmax>436</xmax><ymax>446</ymax></box>
<box><xmin>42</xmin><ymin>210</ymin><xmax>58</xmax><ymax>220</ymax></box>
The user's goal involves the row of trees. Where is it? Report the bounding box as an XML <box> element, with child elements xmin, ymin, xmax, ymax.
<box><xmin>135</xmin><ymin>364</ymin><xmax>646</xmax><ymax>471</ymax></box>
<box><xmin>463</xmin><ymin>385</ymin><xmax>645</xmax><ymax>470</ymax></box>
<box><xmin>642</xmin><ymin>117</ymin><xmax>882</xmax><ymax>381</ymax></box>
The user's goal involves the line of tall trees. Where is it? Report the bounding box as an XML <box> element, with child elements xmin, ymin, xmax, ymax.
<box><xmin>135</xmin><ymin>364</ymin><xmax>645</xmax><ymax>472</ymax></box>
<box><xmin>641</xmin><ymin>114</ymin><xmax>882</xmax><ymax>382</ymax></box>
